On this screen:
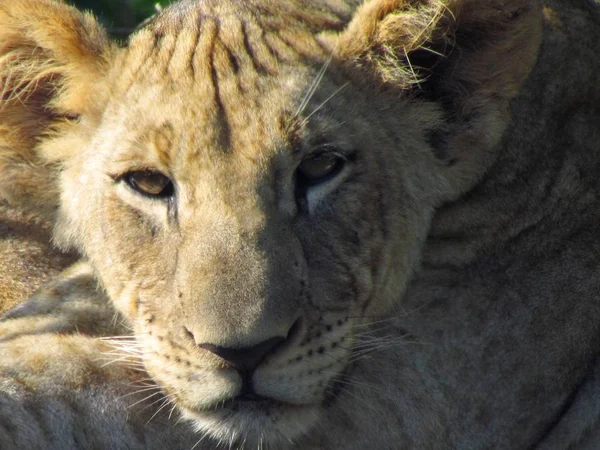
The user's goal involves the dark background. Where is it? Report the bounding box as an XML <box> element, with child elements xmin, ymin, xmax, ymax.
<box><xmin>68</xmin><ymin>0</ymin><xmax>174</xmax><ymax>36</ymax></box>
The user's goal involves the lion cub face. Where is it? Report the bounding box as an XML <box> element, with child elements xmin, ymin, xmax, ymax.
<box><xmin>52</xmin><ymin>4</ymin><xmax>443</xmax><ymax>444</ymax></box>
<box><xmin>0</xmin><ymin>0</ymin><xmax>540</xmax><ymax>445</ymax></box>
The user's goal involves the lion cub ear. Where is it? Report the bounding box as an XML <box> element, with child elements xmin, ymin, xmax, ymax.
<box><xmin>329</xmin><ymin>0</ymin><xmax>542</xmax><ymax>193</ymax></box>
<box><xmin>0</xmin><ymin>0</ymin><xmax>112</xmax><ymax>219</ymax></box>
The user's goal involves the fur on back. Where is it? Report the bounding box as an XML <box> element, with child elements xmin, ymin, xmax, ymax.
<box><xmin>0</xmin><ymin>0</ymin><xmax>600</xmax><ymax>449</ymax></box>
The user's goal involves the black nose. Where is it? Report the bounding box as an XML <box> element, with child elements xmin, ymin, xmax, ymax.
<box><xmin>184</xmin><ymin>318</ymin><xmax>302</xmax><ymax>373</ymax></box>
<box><xmin>197</xmin><ymin>336</ymin><xmax>286</xmax><ymax>373</ymax></box>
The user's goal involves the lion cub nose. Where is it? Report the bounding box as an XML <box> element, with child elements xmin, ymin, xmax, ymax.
<box><xmin>184</xmin><ymin>318</ymin><xmax>302</xmax><ymax>373</ymax></box>
<box><xmin>197</xmin><ymin>337</ymin><xmax>285</xmax><ymax>372</ymax></box>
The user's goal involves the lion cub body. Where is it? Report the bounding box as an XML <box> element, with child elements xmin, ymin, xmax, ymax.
<box><xmin>0</xmin><ymin>202</ymin><xmax>76</xmax><ymax>312</ymax></box>
<box><xmin>1</xmin><ymin>0</ymin><xmax>600</xmax><ymax>449</ymax></box>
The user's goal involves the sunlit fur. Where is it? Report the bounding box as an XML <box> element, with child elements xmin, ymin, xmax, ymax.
<box><xmin>1</xmin><ymin>0</ymin><xmax>600</xmax><ymax>449</ymax></box>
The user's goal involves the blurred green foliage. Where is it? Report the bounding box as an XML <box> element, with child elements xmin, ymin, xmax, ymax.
<box><xmin>68</xmin><ymin>0</ymin><xmax>174</xmax><ymax>36</ymax></box>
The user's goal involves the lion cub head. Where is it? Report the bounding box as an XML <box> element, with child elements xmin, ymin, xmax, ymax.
<box><xmin>0</xmin><ymin>0</ymin><xmax>541</xmax><ymax>445</ymax></box>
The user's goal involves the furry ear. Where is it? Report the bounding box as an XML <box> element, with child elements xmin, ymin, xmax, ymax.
<box><xmin>0</xmin><ymin>0</ymin><xmax>112</xmax><ymax>219</ymax></box>
<box><xmin>329</xmin><ymin>0</ymin><xmax>542</xmax><ymax>189</ymax></box>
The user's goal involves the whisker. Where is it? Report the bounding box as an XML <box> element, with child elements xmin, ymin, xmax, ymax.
<box><xmin>99</xmin><ymin>335</ymin><xmax>140</xmax><ymax>341</ymax></box>
<box><xmin>294</xmin><ymin>51</ymin><xmax>334</xmax><ymax>118</ymax></box>
<box><xmin>347</xmin><ymin>343</ymin><xmax>425</xmax><ymax>364</ymax></box>
<box><xmin>351</xmin><ymin>333</ymin><xmax>414</xmax><ymax>345</ymax></box>
<box><xmin>110</xmin><ymin>310</ymin><xmax>128</xmax><ymax>331</ymax></box>
<box><xmin>101</xmin><ymin>346</ymin><xmax>145</xmax><ymax>354</ymax></box>
<box><xmin>145</xmin><ymin>397</ymin><xmax>173</xmax><ymax>425</ymax></box>
<box><xmin>327</xmin><ymin>383</ymin><xmax>375</xmax><ymax>412</ymax></box>
<box><xmin>124</xmin><ymin>377</ymin><xmax>157</xmax><ymax>386</ymax></box>
<box><xmin>101</xmin><ymin>342</ymin><xmax>144</xmax><ymax>348</ymax></box>
<box><xmin>139</xmin><ymin>392</ymin><xmax>174</xmax><ymax>416</ymax></box>
<box><xmin>322</xmin><ymin>370</ymin><xmax>375</xmax><ymax>392</ymax></box>
<box><xmin>127</xmin><ymin>391</ymin><xmax>163</xmax><ymax>409</ymax></box>
<box><xmin>403</xmin><ymin>47</ymin><xmax>421</xmax><ymax>86</ymax></box>
<box><xmin>321</xmin><ymin>351</ymin><xmax>346</xmax><ymax>365</ymax></box>
<box><xmin>169</xmin><ymin>403</ymin><xmax>178</xmax><ymax>419</ymax></box>
<box><xmin>117</xmin><ymin>385</ymin><xmax>163</xmax><ymax>401</ymax></box>
<box><xmin>300</xmin><ymin>82</ymin><xmax>349</xmax><ymax>125</ymax></box>
<box><xmin>98</xmin><ymin>355</ymin><xmax>143</xmax><ymax>368</ymax></box>
<box><xmin>351</xmin><ymin>299</ymin><xmax>437</xmax><ymax>327</ymax></box>
<box><xmin>190</xmin><ymin>431</ymin><xmax>210</xmax><ymax>450</ymax></box>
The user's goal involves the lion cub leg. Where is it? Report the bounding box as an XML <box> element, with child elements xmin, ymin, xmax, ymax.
<box><xmin>0</xmin><ymin>332</ymin><xmax>202</xmax><ymax>449</ymax></box>
<box><xmin>0</xmin><ymin>264</ymin><xmax>203</xmax><ymax>449</ymax></box>
<box><xmin>0</xmin><ymin>261</ymin><xmax>127</xmax><ymax>341</ymax></box>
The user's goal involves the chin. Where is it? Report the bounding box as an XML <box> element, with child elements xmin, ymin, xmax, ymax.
<box><xmin>180</xmin><ymin>399</ymin><xmax>321</xmax><ymax>448</ymax></box>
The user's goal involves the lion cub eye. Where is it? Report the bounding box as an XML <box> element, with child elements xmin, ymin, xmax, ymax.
<box><xmin>125</xmin><ymin>170</ymin><xmax>174</xmax><ymax>199</ymax></box>
<box><xmin>297</xmin><ymin>151</ymin><xmax>346</xmax><ymax>186</ymax></box>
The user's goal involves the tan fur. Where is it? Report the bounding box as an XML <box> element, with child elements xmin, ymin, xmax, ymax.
<box><xmin>0</xmin><ymin>0</ymin><xmax>114</xmax><ymax>217</ymax></box>
<box><xmin>1</xmin><ymin>0</ymin><xmax>600</xmax><ymax>448</ymax></box>
<box><xmin>0</xmin><ymin>201</ymin><xmax>76</xmax><ymax>312</ymax></box>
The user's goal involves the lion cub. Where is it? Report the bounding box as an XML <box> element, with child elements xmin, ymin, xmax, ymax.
<box><xmin>2</xmin><ymin>0</ymin><xmax>600</xmax><ymax>449</ymax></box>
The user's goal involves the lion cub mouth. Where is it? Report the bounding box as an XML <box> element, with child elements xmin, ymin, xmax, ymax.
<box><xmin>134</xmin><ymin>313</ymin><xmax>354</xmax><ymax>444</ymax></box>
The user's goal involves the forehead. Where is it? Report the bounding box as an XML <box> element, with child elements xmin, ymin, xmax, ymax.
<box><xmin>102</xmin><ymin>1</ymin><xmax>341</xmax><ymax>165</ymax></box>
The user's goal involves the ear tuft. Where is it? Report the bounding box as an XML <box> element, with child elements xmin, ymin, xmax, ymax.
<box><xmin>336</xmin><ymin>0</ymin><xmax>542</xmax><ymax>97</ymax></box>
<box><xmin>336</xmin><ymin>0</ymin><xmax>454</xmax><ymax>88</ymax></box>
<box><xmin>0</xmin><ymin>0</ymin><xmax>112</xmax><ymax>218</ymax></box>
